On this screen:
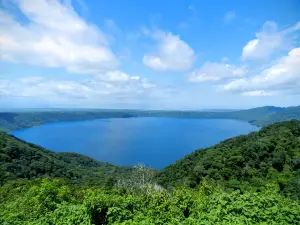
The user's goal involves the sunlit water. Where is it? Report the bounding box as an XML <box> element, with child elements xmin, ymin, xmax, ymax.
<box><xmin>11</xmin><ymin>117</ymin><xmax>259</xmax><ymax>169</ymax></box>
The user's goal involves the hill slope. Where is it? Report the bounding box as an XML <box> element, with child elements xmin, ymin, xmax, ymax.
<box><xmin>156</xmin><ymin>120</ymin><xmax>300</xmax><ymax>199</ymax></box>
<box><xmin>256</xmin><ymin>105</ymin><xmax>300</xmax><ymax>126</ymax></box>
<box><xmin>1</xmin><ymin>121</ymin><xmax>300</xmax><ymax>224</ymax></box>
<box><xmin>224</xmin><ymin>106</ymin><xmax>283</xmax><ymax>122</ymax></box>
<box><xmin>0</xmin><ymin>131</ymin><xmax>133</xmax><ymax>185</ymax></box>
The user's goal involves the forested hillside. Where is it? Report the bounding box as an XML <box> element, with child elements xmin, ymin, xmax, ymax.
<box><xmin>0</xmin><ymin>131</ymin><xmax>134</xmax><ymax>185</ymax></box>
<box><xmin>257</xmin><ymin>105</ymin><xmax>300</xmax><ymax>126</ymax></box>
<box><xmin>1</xmin><ymin>121</ymin><xmax>300</xmax><ymax>224</ymax></box>
<box><xmin>156</xmin><ymin>120</ymin><xmax>300</xmax><ymax>200</ymax></box>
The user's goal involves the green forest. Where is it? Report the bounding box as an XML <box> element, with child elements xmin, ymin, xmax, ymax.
<box><xmin>1</xmin><ymin>120</ymin><xmax>300</xmax><ymax>224</ymax></box>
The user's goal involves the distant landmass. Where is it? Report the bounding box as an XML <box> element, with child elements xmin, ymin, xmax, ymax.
<box><xmin>0</xmin><ymin>105</ymin><xmax>299</xmax><ymax>132</ymax></box>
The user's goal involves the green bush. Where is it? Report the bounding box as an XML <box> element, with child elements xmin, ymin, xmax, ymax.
<box><xmin>1</xmin><ymin>179</ymin><xmax>300</xmax><ymax>225</ymax></box>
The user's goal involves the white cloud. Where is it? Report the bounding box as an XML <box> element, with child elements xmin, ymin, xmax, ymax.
<box><xmin>141</xmin><ymin>78</ymin><xmax>157</xmax><ymax>89</ymax></box>
<box><xmin>143</xmin><ymin>31</ymin><xmax>195</xmax><ymax>71</ymax></box>
<box><xmin>223</xmin><ymin>47</ymin><xmax>300</xmax><ymax>95</ymax></box>
<box><xmin>96</xmin><ymin>70</ymin><xmax>137</xmax><ymax>82</ymax></box>
<box><xmin>188</xmin><ymin>62</ymin><xmax>247</xmax><ymax>82</ymax></box>
<box><xmin>224</xmin><ymin>11</ymin><xmax>236</xmax><ymax>24</ymax></box>
<box><xmin>0</xmin><ymin>74</ymin><xmax>178</xmax><ymax>108</ymax></box>
<box><xmin>0</xmin><ymin>0</ymin><xmax>175</xmax><ymax>108</ymax></box>
<box><xmin>241</xmin><ymin>21</ymin><xmax>300</xmax><ymax>61</ymax></box>
<box><xmin>0</xmin><ymin>0</ymin><xmax>118</xmax><ymax>74</ymax></box>
<box><xmin>0</xmin><ymin>71</ymin><xmax>159</xmax><ymax>102</ymax></box>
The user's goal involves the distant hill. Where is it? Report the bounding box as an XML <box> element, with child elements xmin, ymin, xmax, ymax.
<box><xmin>155</xmin><ymin>120</ymin><xmax>300</xmax><ymax>200</ymax></box>
<box><xmin>224</xmin><ymin>106</ymin><xmax>283</xmax><ymax>122</ymax></box>
<box><xmin>0</xmin><ymin>131</ymin><xmax>134</xmax><ymax>185</ymax></box>
<box><xmin>0</xmin><ymin>105</ymin><xmax>299</xmax><ymax>132</ymax></box>
<box><xmin>0</xmin><ymin>110</ymin><xmax>137</xmax><ymax>132</ymax></box>
<box><xmin>256</xmin><ymin>105</ymin><xmax>300</xmax><ymax>126</ymax></box>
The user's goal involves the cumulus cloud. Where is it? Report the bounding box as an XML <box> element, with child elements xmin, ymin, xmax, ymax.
<box><xmin>0</xmin><ymin>0</ymin><xmax>118</xmax><ymax>74</ymax></box>
<box><xmin>0</xmin><ymin>0</ymin><xmax>167</xmax><ymax>107</ymax></box>
<box><xmin>0</xmin><ymin>73</ymin><xmax>179</xmax><ymax>109</ymax></box>
<box><xmin>241</xmin><ymin>21</ymin><xmax>300</xmax><ymax>61</ymax></box>
<box><xmin>223</xmin><ymin>47</ymin><xmax>300</xmax><ymax>95</ymax></box>
<box><xmin>143</xmin><ymin>31</ymin><xmax>195</xmax><ymax>71</ymax></box>
<box><xmin>224</xmin><ymin>11</ymin><xmax>236</xmax><ymax>24</ymax></box>
<box><xmin>188</xmin><ymin>62</ymin><xmax>247</xmax><ymax>82</ymax></box>
<box><xmin>95</xmin><ymin>70</ymin><xmax>139</xmax><ymax>82</ymax></box>
<box><xmin>0</xmin><ymin>71</ymin><xmax>159</xmax><ymax>102</ymax></box>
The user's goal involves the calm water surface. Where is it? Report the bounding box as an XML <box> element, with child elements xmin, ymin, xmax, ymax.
<box><xmin>11</xmin><ymin>118</ymin><xmax>259</xmax><ymax>169</ymax></box>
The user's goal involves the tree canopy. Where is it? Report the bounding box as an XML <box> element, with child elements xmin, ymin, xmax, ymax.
<box><xmin>156</xmin><ymin>120</ymin><xmax>300</xmax><ymax>201</ymax></box>
<box><xmin>0</xmin><ymin>131</ymin><xmax>134</xmax><ymax>186</ymax></box>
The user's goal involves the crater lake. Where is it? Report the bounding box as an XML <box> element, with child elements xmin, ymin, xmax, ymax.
<box><xmin>10</xmin><ymin>117</ymin><xmax>259</xmax><ymax>169</ymax></box>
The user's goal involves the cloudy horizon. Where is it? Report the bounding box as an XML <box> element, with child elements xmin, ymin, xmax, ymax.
<box><xmin>1</xmin><ymin>0</ymin><xmax>300</xmax><ymax>110</ymax></box>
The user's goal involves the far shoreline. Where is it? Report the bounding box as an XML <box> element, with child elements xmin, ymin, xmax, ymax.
<box><xmin>7</xmin><ymin>116</ymin><xmax>260</xmax><ymax>134</ymax></box>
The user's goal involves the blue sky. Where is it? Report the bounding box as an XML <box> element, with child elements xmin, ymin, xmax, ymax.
<box><xmin>0</xmin><ymin>0</ymin><xmax>300</xmax><ymax>109</ymax></box>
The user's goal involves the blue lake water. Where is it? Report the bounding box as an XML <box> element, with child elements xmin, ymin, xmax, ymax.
<box><xmin>11</xmin><ymin>118</ymin><xmax>259</xmax><ymax>169</ymax></box>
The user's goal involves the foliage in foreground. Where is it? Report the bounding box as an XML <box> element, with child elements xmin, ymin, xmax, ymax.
<box><xmin>0</xmin><ymin>178</ymin><xmax>300</xmax><ymax>225</ymax></box>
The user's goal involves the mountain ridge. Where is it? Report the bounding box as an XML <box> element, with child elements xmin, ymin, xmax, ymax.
<box><xmin>0</xmin><ymin>105</ymin><xmax>299</xmax><ymax>132</ymax></box>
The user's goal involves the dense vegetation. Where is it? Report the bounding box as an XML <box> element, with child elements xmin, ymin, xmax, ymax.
<box><xmin>156</xmin><ymin>120</ymin><xmax>300</xmax><ymax>200</ymax></box>
<box><xmin>257</xmin><ymin>105</ymin><xmax>300</xmax><ymax>126</ymax></box>
<box><xmin>0</xmin><ymin>131</ymin><xmax>134</xmax><ymax>186</ymax></box>
<box><xmin>1</xmin><ymin>178</ymin><xmax>300</xmax><ymax>224</ymax></box>
<box><xmin>1</xmin><ymin>120</ymin><xmax>300</xmax><ymax>224</ymax></box>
